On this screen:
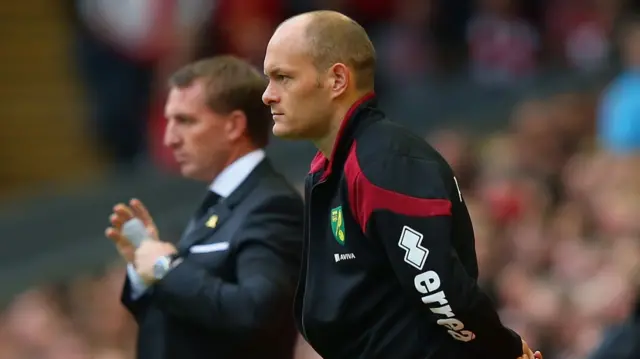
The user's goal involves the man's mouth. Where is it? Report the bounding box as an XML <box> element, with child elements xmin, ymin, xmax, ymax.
<box><xmin>173</xmin><ymin>153</ymin><xmax>187</xmax><ymax>163</ymax></box>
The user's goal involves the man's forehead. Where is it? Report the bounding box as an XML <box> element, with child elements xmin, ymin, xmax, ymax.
<box><xmin>264</xmin><ymin>42</ymin><xmax>311</xmax><ymax>73</ymax></box>
<box><xmin>275</xmin><ymin>15</ymin><xmax>310</xmax><ymax>39</ymax></box>
<box><xmin>165</xmin><ymin>81</ymin><xmax>207</xmax><ymax>113</ymax></box>
<box><xmin>268</xmin><ymin>18</ymin><xmax>309</xmax><ymax>52</ymax></box>
<box><xmin>264</xmin><ymin>18</ymin><xmax>315</xmax><ymax>71</ymax></box>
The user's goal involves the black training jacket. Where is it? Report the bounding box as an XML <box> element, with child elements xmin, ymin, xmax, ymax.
<box><xmin>294</xmin><ymin>93</ymin><xmax>522</xmax><ymax>359</ymax></box>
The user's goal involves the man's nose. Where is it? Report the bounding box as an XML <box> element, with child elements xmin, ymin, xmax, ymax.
<box><xmin>163</xmin><ymin>123</ymin><xmax>181</xmax><ymax>148</ymax></box>
<box><xmin>262</xmin><ymin>83</ymin><xmax>279</xmax><ymax>105</ymax></box>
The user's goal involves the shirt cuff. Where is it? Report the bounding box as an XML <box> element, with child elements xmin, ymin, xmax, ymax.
<box><xmin>127</xmin><ymin>263</ymin><xmax>149</xmax><ymax>300</ymax></box>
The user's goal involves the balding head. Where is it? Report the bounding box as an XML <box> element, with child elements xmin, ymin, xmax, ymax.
<box><xmin>263</xmin><ymin>11</ymin><xmax>376</xmax><ymax>142</ymax></box>
<box><xmin>277</xmin><ymin>11</ymin><xmax>376</xmax><ymax>91</ymax></box>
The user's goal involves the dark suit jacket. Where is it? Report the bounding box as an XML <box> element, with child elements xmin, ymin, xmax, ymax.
<box><xmin>121</xmin><ymin>159</ymin><xmax>303</xmax><ymax>359</ymax></box>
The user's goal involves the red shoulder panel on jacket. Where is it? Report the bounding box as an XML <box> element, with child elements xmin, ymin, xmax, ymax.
<box><xmin>344</xmin><ymin>142</ymin><xmax>452</xmax><ymax>233</ymax></box>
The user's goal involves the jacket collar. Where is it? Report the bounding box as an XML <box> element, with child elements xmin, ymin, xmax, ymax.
<box><xmin>223</xmin><ymin>158</ymin><xmax>273</xmax><ymax>209</ymax></box>
<box><xmin>209</xmin><ymin>149</ymin><xmax>265</xmax><ymax>198</ymax></box>
<box><xmin>309</xmin><ymin>92</ymin><xmax>377</xmax><ymax>180</ymax></box>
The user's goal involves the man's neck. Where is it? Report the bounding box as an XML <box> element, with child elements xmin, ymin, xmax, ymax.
<box><xmin>314</xmin><ymin>92</ymin><xmax>367</xmax><ymax>159</ymax></box>
<box><xmin>207</xmin><ymin>142</ymin><xmax>259</xmax><ymax>183</ymax></box>
<box><xmin>224</xmin><ymin>142</ymin><xmax>259</xmax><ymax>168</ymax></box>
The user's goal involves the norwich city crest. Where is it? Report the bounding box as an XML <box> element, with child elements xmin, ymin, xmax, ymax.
<box><xmin>330</xmin><ymin>206</ymin><xmax>346</xmax><ymax>245</ymax></box>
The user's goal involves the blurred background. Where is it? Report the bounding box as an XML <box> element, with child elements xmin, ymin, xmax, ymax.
<box><xmin>0</xmin><ymin>0</ymin><xmax>639</xmax><ymax>358</ymax></box>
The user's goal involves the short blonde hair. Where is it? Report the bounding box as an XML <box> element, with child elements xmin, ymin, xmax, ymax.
<box><xmin>298</xmin><ymin>11</ymin><xmax>376</xmax><ymax>91</ymax></box>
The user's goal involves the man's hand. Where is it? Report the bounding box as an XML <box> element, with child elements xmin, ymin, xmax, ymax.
<box><xmin>518</xmin><ymin>352</ymin><xmax>542</xmax><ymax>359</ymax></box>
<box><xmin>135</xmin><ymin>239</ymin><xmax>178</xmax><ymax>284</ymax></box>
<box><xmin>105</xmin><ymin>198</ymin><xmax>160</xmax><ymax>263</ymax></box>
<box><xmin>518</xmin><ymin>340</ymin><xmax>543</xmax><ymax>359</ymax></box>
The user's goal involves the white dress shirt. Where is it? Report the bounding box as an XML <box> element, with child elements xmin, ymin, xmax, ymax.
<box><xmin>127</xmin><ymin>149</ymin><xmax>266</xmax><ymax>299</ymax></box>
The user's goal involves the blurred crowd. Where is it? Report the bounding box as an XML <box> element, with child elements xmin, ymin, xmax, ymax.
<box><xmin>67</xmin><ymin>0</ymin><xmax>637</xmax><ymax>167</ymax></box>
<box><xmin>0</xmin><ymin>0</ymin><xmax>638</xmax><ymax>358</ymax></box>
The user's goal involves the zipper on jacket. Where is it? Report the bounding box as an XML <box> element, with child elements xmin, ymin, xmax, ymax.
<box><xmin>300</xmin><ymin>176</ymin><xmax>314</xmax><ymax>342</ymax></box>
<box><xmin>301</xmin><ymin>175</ymin><xmax>327</xmax><ymax>345</ymax></box>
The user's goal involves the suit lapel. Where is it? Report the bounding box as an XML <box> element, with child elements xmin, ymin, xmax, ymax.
<box><xmin>177</xmin><ymin>159</ymin><xmax>273</xmax><ymax>254</ymax></box>
<box><xmin>178</xmin><ymin>200</ymin><xmax>232</xmax><ymax>253</ymax></box>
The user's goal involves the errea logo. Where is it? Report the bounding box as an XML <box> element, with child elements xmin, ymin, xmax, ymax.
<box><xmin>398</xmin><ymin>226</ymin><xmax>429</xmax><ymax>270</ymax></box>
<box><xmin>334</xmin><ymin>253</ymin><xmax>356</xmax><ymax>262</ymax></box>
<box><xmin>399</xmin><ymin>226</ymin><xmax>476</xmax><ymax>343</ymax></box>
<box><xmin>414</xmin><ymin>270</ymin><xmax>476</xmax><ymax>342</ymax></box>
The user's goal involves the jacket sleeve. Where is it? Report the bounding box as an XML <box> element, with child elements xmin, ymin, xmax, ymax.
<box><xmin>121</xmin><ymin>266</ymin><xmax>153</xmax><ymax>321</ymax></box>
<box><xmin>150</xmin><ymin>195</ymin><xmax>303</xmax><ymax>336</ymax></box>
<box><xmin>345</xmin><ymin>151</ymin><xmax>522</xmax><ymax>359</ymax></box>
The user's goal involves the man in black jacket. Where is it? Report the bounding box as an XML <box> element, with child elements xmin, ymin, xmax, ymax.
<box><xmin>105</xmin><ymin>56</ymin><xmax>303</xmax><ymax>359</ymax></box>
<box><xmin>262</xmin><ymin>10</ymin><xmax>542</xmax><ymax>359</ymax></box>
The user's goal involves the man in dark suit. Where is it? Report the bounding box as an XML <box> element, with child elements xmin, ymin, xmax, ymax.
<box><xmin>104</xmin><ymin>55</ymin><xmax>303</xmax><ymax>359</ymax></box>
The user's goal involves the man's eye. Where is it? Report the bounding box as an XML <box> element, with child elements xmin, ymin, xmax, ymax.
<box><xmin>175</xmin><ymin>116</ymin><xmax>194</xmax><ymax>125</ymax></box>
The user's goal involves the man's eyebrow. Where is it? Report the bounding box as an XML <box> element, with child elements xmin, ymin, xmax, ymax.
<box><xmin>264</xmin><ymin>67</ymin><xmax>284</xmax><ymax>76</ymax></box>
<box><xmin>167</xmin><ymin>113</ymin><xmax>195</xmax><ymax>122</ymax></box>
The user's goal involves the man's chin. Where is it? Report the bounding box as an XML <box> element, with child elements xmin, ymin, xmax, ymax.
<box><xmin>272</xmin><ymin>125</ymin><xmax>306</xmax><ymax>140</ymax></box>
<box><xmin>178</xmin><ymin>163</ymin><xmax>198</xmax><ymax>179</ymax></box>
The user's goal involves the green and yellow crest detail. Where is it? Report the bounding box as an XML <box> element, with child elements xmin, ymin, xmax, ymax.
<box><xmin>330</xmin><ymin>206</ymin><xmax>346</xmax><ymax>245</ymax></box>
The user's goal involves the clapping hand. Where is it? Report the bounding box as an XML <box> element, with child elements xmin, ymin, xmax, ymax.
<box><xmin>105</xmin><ymin>198</ymin><xmax>161</xmax><ymax>262</ymax></box>
<box><xmin>105</xmin><ymin>198</ymin><xmax>177</xmax><ymax>284</ymax></box>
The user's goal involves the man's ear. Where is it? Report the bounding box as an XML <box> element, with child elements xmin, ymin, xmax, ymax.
<box><xmin>225</xmin><ymin>110</ymin><xmax>247</xmax><ymax>142</ymax></box>
<box><xmin>328</xmin><ymin>63</ymin><xmax>350</xmax><ymax>99</ymax></box>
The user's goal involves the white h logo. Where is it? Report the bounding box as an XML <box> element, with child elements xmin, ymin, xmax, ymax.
<box><xmin>398</xmin><ymin>226</ymin><xmax>429</xmax><ymax>270</ymax></box>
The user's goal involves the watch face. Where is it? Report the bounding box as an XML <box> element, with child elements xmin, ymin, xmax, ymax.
<box><xmin>153</xmin><ymin>256</ymin><xmax>170</xmax><ymax>279</ymax></box>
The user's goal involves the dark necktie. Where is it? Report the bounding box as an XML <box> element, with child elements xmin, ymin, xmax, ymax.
<box><xmin>194</xmin><ymin>191</ymin><xmax>221</xmax><ymax>221</ymax></box>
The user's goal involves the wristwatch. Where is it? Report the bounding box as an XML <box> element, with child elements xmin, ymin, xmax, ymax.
<box><xmin>153</xmin><ymin>254</ymin><xmax>180</xmax><ymax>280</ymax></box>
